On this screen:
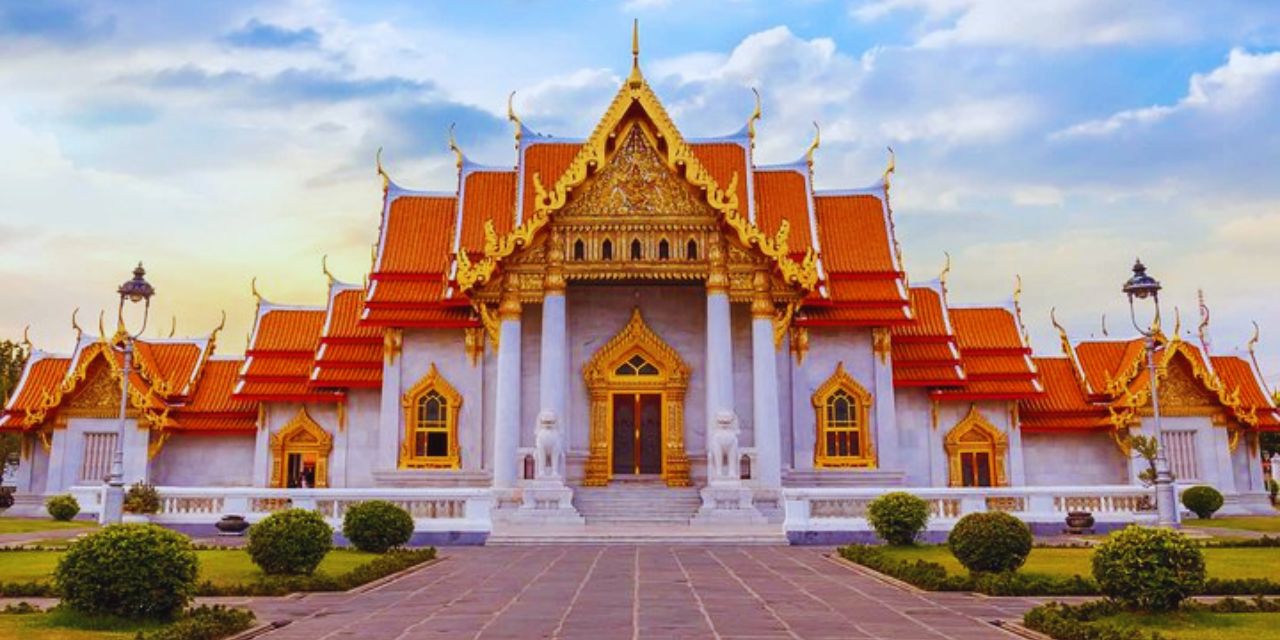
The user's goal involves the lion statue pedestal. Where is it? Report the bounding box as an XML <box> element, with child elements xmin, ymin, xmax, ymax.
<box><xmin>512</xmin><ymin>410</ymin><xmax>584</xmax><ymax>525</ymax></box>
<box><xmin>693</xmin><ymin>411</ymin><xmax>765</xmax><ymax>525</ymax></box>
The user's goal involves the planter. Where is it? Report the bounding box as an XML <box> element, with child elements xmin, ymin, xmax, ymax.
<box><xmin>1064</xmin><ymin>510</ymin><xmax>1095</xmax><ymax>534</ymax></box>
<box><xmin>216</xmin><ymin>515</ymin><xmax>250</xmax><ymax>535</ymax></box>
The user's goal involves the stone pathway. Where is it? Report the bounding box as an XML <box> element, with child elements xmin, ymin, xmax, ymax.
<box><xmin>248</xmin><ymin>547</ymin><xmax>1041</xmax><ymax>640</ymax></box>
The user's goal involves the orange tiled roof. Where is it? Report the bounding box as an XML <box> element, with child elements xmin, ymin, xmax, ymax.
<box><xmin>313</xmin><ymin>286</ymin><xmax>383</xmax><ymax>389</ymax></box>
<box><xmin>933</xmin><ymin>306</ymin><xmax>1040</xmax><ymax>401</ymax></box>
<box><xmin>459</xmin><ymin>170</ymin><xmax>517</xmax><ymax>254</ymax></box>
<box><xmin>1073</xmin><ymin>339</ymin><xmax>1145</xmax><ymax>397</ymax></box>
<box><xmin>890</xmin><ymin>286</ymin><xmax>964</xmax><ymax>387</ymax></box>
<box><xmin>520</xmin><ymin>143</ymin><xmax>579</xmax><ymax>221</ymax></box>
<box><xmin>237</xmin><ymin>306</ymin><xmax>340</xmax><ymax>403</ymax></box>
<box><xmin>373</xmin><ymin>195</ymin><xmax>457</xmax><ymax>276</ymax></box>
<box><xmin>173</xmin><ymin>358</ymin><xmax>259</xmax><ymax>433</ymax></box>
<box><xmin>361</xmin><ymin>306</ymin><xmax>477</xmax><ymax>327</ymax></box>
<box><xmin>1212</xmin><ymin>355</ymin><xmax>1280</xmax><ymax>428</ymax></box>
<box><xmin>133</xmin><ymin>341</ymin><xmax>205</xmax><ymax>396</ymax></box>
<box><xmin>1019</xmin><ymin>357</ymin><xmax>1108</xmax><ymax>429</ymax></box>
<box><xmin>689</xmin><ymin>143</ymin><xmax>750</xmax><ymax>218</ymax></box>
<box><xmin>812</xmin><ymin>194</ymin><xmax>898</xmax><ymax>274</ymax></box>
<box><xmin>1</xmin><ymin>355</ymin><xmax>71</xmax><ymax>422</ymax></box>
<box><xmin>754</xmin><ymin>169</ymin><xmax>812</xmax><ymax>254</ymax></box>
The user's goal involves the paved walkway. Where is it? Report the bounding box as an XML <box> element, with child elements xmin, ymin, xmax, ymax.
<box><xmin>247</xmin><ymin>547</ymin><xmax>1042</xmax><ymax>640</ymax></box>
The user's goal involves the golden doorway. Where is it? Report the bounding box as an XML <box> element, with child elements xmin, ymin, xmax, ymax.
<box><xmin>583</xmin><ymin>309</ymin><xmax>690</xmax><ymax>487</ymax></box>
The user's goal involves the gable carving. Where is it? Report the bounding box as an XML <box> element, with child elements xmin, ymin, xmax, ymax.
<box><xmin>560</xmin><ymin>125</ymin><xmax>714</xmax><ymax>221</ymax></box>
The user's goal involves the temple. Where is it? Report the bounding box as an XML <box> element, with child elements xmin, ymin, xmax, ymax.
<box><xmin>4</xmin><ymin>28</ymin><xmax>1277</xmax><ymax>543</ymax></box>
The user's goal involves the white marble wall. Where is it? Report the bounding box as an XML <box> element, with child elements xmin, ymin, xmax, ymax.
<box><xmin>893</xmin><ymin>388</ymin><xmax>934</xmax><ymax>486</ymax></box>
<box><xmin>399</xmin><ymin>329</ymin><xmax>486</xmax><ymax>472</ymax></box>
<box><xmin>787</xmin><ymin>328</ymin><xmax>875</xmax><ymax>473</ymax></box>
<box><xmin>152</xmin><ymin>433</ymin><xmax>255</xmax><ymax>486</ymax></box>
<box><xmin>1022</xmin><ymin>431</ymin><xmax>1128</xmax><ymax>485</ymax></box>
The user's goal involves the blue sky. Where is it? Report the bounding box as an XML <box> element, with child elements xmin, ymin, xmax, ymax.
<box><xmin>2</xmin><ymin>0</ymin><xmax>1280</xmax><ymax>384</ymax></box>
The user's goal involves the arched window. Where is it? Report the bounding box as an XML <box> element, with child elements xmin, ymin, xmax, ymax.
<box><xmin>602</xmin><ymin>239</ymin><xmax>613</xmax><ymax>261</ymax></box>
<box><xmin>269</xmin><ymin>409</ymin><xmax>333</xmax><ymax>488</ymax></box>
<box><xmin>944</xmin><ymin>407</ymin><xmax>1008</xmax><ymax>487</ymax></box>
<box><xmin>630</xmin><ymin>238</ymin><xmax>642</xmax><ymax>260</ymax></box>
<box><xmin>614</xmin><ymin>353</ymin><xmax>660</xmax><ymax>376</ymax></box>
<box><xmin>400</xmin><ymin>364</ymin><xmax>462</xmax><ymax>469</ymax></box>
<box><xmin>811</xmin><ymin>363</ymin><xmax>874</xmax><ymax>468</ymax></box>
<box><xmin>658</xmin><ymin>239</ymin><xmax>670</xmax><ymax>260</ymax></box>
<box><xmin>686</xmin><ymin>239</ymin><xmax>698</xmax><ymax>260</ymax></box>
<box><xmin>573</xmin><ymin>239</ymin><xmax>585</xmax><ymax>261</ymax></box>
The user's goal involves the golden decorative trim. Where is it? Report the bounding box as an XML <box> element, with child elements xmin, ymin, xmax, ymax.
<box><xmin>269</xmin><ymin>408</ymin><xmax>332</xmax><ymax>488</ymax></box>
<box><xmin>337</xmin><ymin>400</ymin><xmax>347</xmax><ymax>432</ymax></box>
<box><xmin>1107</xmin><ymin>340</ymin><xmax>1253</xmax><ymax>429</ymax></box>
<box><xmin>400</xmin><ymin>363</ymin><xmax>462</xmax><ymax>470</ymax></box>
<box><xmin>383</xmin><ymin>328</ymin><xmax>403</xmax><ymax>365</ymax></box>
<box><xmin>148</xmin><ymin>431</ymin><xmax>170</xmax><ymax>460</ymax></box>
<box><xmin>38</xmin><ymin>430</ymin><xmax>52</xmax><ymax>454</ymax></box>
<box><xmin>944</xmin><ymin>405</ymin><xmax>1008</xmax><ymax>487</ymax></box>
<box><xmin>463</xmin><ymin>327</ymin><xmax>485</xmax><ymax>366</ymax></box>
<box><xmin>790</xmin><ymin>325</ymin><xmax>809</xmax><ymax>364</ymax></box>
<box><xmin>476</xmin><ymin>303</ymin><xmax>501</xmax><ymax>348</ymax></box>
<box><xmin>872</xmin><ymin>327</ymin><xmax>891</xmax><ymax>365</ymax></box>
<box><xmin>812</xmin><ymin>362</ymin><xmax>875</xmax><ymax>468</ymax></box>
<box><xmin>582</xmin><ymin>308</ymin><xmax>690</xmax><ymax>487</ymax></box>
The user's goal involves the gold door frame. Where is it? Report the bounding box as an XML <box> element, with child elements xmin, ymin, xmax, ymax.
<box><xmin>269</xmin><ymin>408</ymin><xmax>333</xmax><ymax>488</ymax></box>
<box><xmin>583</xmin><ymin>308</ymin><xmax>690</xmax><ymax>487</ymax></box>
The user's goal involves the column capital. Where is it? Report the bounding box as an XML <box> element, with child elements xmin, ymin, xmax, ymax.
<box><xmin>499</xmin><ymin>279</ymin><xmax>522</xmax><ymax>320</ymax></box>
<box><xmin>751</xmin><ymin>271</ymin><xmax>773</xmax><ymax>317</ymax></box>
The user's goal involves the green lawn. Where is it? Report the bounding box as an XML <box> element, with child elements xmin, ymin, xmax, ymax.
<box><xmin>0</xmin><ymin>609</ymin><xmax>161</xmax><ymax>640</ymax></box>
<box><xmin>0</xmin><ymin>518</ymin><xmax>96</xmax><ymax>535</ymax></box>
<box><xmin>0</xmin><ymin>549</ymin><xmax>379</xmax><ymax>587</ymax></box>
<box><xmin>1101</xmin><ymin>611</ymin><xmax>1280</xmax><ymax>639</ymax></box>
<box><xmin>878</xmin><ymin>545</ymin><xmax>1279</xmax><ymax>581</ymax></box>
<box><xmin>1184</xmin><ymin>516</ymin><xmax>1280</xmax><ymax>534</ymax></box>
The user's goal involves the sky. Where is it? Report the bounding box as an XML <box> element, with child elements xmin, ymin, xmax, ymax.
<box><xmin>2</xmin><ymin>0</ymin><xmax>1280</xmax><ymax>384</ymax></box>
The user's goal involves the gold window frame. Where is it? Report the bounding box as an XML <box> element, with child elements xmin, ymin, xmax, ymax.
<box><xmin>944</xmin><ymin>405</ymin><xmax>1009</xmax><ymax>487</ymax></box>
<box><xmin>400</xmin><ymin>363</ymin><xmax>462</xmax><ymax>469</ymax></box>
<box><xmin>812</xmin><ymin>362</ymin><xmax>875</xmax><ymax>468</ymax></box>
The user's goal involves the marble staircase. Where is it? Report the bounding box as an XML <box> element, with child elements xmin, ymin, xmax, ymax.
<box><xmin>572</xmin><ymin>476</ymin><xmax>701</xmax><ymax>525</ymax></box>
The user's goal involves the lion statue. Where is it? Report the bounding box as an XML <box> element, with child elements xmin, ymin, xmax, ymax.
<box><xmin>534</xmin><ymin>409</ymin><xmax>563</xmax><ymax>479</ymax></box>
<box><xmin>707</xmin><ymin>410</ymin><xmax>740</xmax><ymax>483</ymax></box>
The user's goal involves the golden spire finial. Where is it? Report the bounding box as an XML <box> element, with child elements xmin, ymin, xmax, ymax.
<box><xmin>71</xmin><ymin>307</ymin><xmax>83</xmax><ymax>341</ymax></box>
<box><xmin>632</xmin><ymin>18</ymin><xmax>640</xmax><ymax>68</ymax></box>
<box><xmin>375</xmin><ymin>147</ymin><xmax>389</xmax><ymax>192</ymax></box>
<box><xmin>747</xmin><ymin>88</ymin><xmax>762</xmax><ymax>148</ymax></box>
<box><xmin>97</xmin><ymin>309</ymin><xmax>107</xmax><ymax>340</ymax></box>
<box><xmin>883</xmin><ymin>146</ymin><xmax>896</xmax><ymax>192</ymax></box>
<box><xmin>322</xmin><ymin>254</ymin><xmax>335</xmax><ymax>287</ymax></box>
<box><xmin>447</xmin><ymin>123</ymin><xmax>463</xmax><ymax>169</ymax></box>
<box><xmin>938</xmin><ymin>252</ymin><xmax>951</xmax><ymax>295</ymax></box>
<box><xmin>805</xmin><ymin>121</ymin><xmax>821</xmax><ymax>169</ymax></box>
<box><xmin>1172</xmin><ymin>305</ymin><xmax>1182</xmax><ymax>339</ymax></box>
<box><xmin>507</xmin><ymin>91</ymin><xmax>523</xmax><ymax>148</ymax></box>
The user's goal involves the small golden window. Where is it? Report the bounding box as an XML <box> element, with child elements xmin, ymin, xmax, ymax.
<box><xmin>811</xmin><ymin>363</ymin><xmax>874</xmax><ymax>468</ymax></box>
<box><xmin>400</xmin><ymin>364</ymin><xmax>461</xmax><ymax>469</ymax></box>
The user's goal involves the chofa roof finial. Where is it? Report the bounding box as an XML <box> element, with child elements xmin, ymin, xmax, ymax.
<box><xmin>883</xmin><ymin>146</ymin><xmax>896</xmax><ymax>192</ymax></box>
<box><xmin>1197</xmin><ymin>288</ymin><xmax>1211</xmax><ymax>351</ymax></box>
<box><xmin>168</xmin><ymin>315</ymin><xmax>176</xmax><ymax>338</ymax></box>
<box><xmin>507</xmin><ymin>91</ymin><xmax>523</xmax><ymax>148</ymax></box>
<box><xmin>747</xmin><ymin>88</ymin><xmax>762</xmax><ymax>149</ymax></box>
<box><xmin>1247</xmin><ymin>321</ymin><xmax>1272</xmax><ymax>398</ymax></box>
<box><xmin>938</xmin><ymin>252</ymin><xmax>951</xmax><ymax>296</ymax></box>
<box><xmin>375</xmin><ymin>147</ymin><xmax>389</xmax><ymax>193</ymax></box>
<box><xmin>805</xmin><ymin>121</ymin><xmax>821</xmax><ymax>170</ymax></box>
<box><xmin>210</xmin><ymin>310</ymin><xmax>227</xmax><ymax>345</ymax></box>
<box><xmin>447</xmin><ymin>123</ymin><xmax>463</xmax><ymax>169</ymax></box>
<box><xmin>250</xmin><ymin>277</ymin><xmax>263</xmax><ymax>305</ymax></box>
<box><xmin>1100</xmin><ymin>313</ymin><xmax>1109</xmax><ymax>337</ymax></box>
<box><xmin>21</xmin><ymin>325</ymin><xmax>32</xmax><ymax>353</ymax></box>
<box><xmin>322</xmin><ymin>254</ymin><xmax>336</xmax><ymax>287</ymax></box>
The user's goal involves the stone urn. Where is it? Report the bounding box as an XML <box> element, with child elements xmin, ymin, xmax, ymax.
<box><xmin>1065</xmin><ymin>511</ymin><xmax>1095</xmax><ymax>534</ymax></box>
<box><xmin>215</xmin><ymin>515</ymin><xmax>250</xmax><ymax>535</ymax></box>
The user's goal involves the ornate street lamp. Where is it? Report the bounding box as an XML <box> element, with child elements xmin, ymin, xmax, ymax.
<box><xmin>101</xmin><ymin>263</ymin><xmax>154</xmax><ymax>525</ymax></box>
<box><xmin>1122</xmin><ymin>259</ymin><xmax>1178</xmax><ymax>527</ymax></box>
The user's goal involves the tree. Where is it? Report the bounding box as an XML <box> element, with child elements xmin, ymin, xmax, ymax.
<box><xmin>0</xmin><ymin>339</ymin><xmax>29</xmax><ymax>481</ymax></box>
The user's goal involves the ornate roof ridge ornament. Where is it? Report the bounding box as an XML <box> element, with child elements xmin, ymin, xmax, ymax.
<box><xmin>1246</xmin><ymin>321</ymin><xmax>1273</xmax><ymax>399</ymax></box>
<box><xmin>507</xmin><ymin>91</ymin><xmax>522</xmax><ymax>149</ymax></box>
<box><xmin>882</xmin><ymin>146</ymin><xmax>896</xmax><ymax>192</ymax></box>
<box><xmin>1100</xmin><ymin>313</ymin><xmax>1108</xmax><ymax>337</ymax></box>
<box><xmin>747</xmin><ymin>88</ymin><xmax>762</xmax><ymax>149</ymax></box>
<box><xmin>1172</xmin><ymin>305</ymin><xmax>1182</xmax><ymax>342</ymax></box>
<box><xmin>71</xmin><ymin>307</ymin><xmax>83</xmax><ymax>342</ymax></box>
<box><xmin>938</xmin><ymin>252</ymin><xmax>951</xmax><ymax>298</ymax></box>
<box><xmin>322</xmin><ymin>255</ymin><xmax>336</xmax><ymax>288</ymax></box>
<box><xmin>448</xmin><ymin>123</ymin><xmax>464</xmax><ymax>170</ymax></box>
<box><xmin>804</xmin><ymin>121</ymin><xmax>820</xmax><ymax>171</ymax></box>
<box><xmin>21</xmin><ymin>325</ymin><xmax>32</xmax><ymax>354</ymax></box>
<box><xmin>629</xmin><ymin>18</ymin><xmax>641</xmax><ymax>85</ymax></box>
<box><xmin>168</xmin><ymin>315</ymin><xmax>177</xmax><ymax>338</ymax></box>
<box><xmin>1013</xmin><ymin>274</ymin><xmax>1030</xmax><ymax>347</ymax></box>
<box><xmin>375</xmin><ymin>147</ymin><xmax>390</xmax><ymax>193</ymax></box>
<box><xmin>1197</xmin><ymin>288</ymin><xmax>1211</xmax><ymax>353</ymax></box>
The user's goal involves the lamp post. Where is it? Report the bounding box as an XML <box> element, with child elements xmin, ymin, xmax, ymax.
<box><xmin>101</xmin><ymin>263</ymin><xmax>155</xmax><ymax>525</ymax></box>
<box><xmin>1121</xmin><ymin>258</ymin><xmax>1178</xmax><ymax>528</ymax></box>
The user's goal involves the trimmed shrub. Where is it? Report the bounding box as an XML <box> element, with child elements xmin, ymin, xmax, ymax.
<box><xmin>54</xmin><ymin>523</ymin><xmax>198</xmax><ymax>619</ymax></box>
<box><xmin>866</xmin><ymin>492</ymin><xmax>930</xmax><ymax>545</ymax></box>
<box><xmin>136</xmin><ymin>605</ymin><xmax>256</xmax><ymax>640</ymax></box>
<box><xmin>45</xmin><ymin>494</ymin><xmax>79</xmax><ymax>521</ymax></box>
<box><xmin>1268</xmin><ymin>478</ymin><xmax>1279</xmax><ymax>504</ymax></box>
<box><xmin>948</xmin><ymin>511</ymin><xmax>1033</xmax><ymax>573</ymax></box>
<box><xmin>1092</xmin><ymin>526</ymin><xmax>1205</xmax><ymax>611</ymax></box>
<box><xmin>246</xmin><ymin>509</ymin><xmax>332</xmax><ymax>575</ymax></box>
<box><xmin>123</xmin><ymin>482</ymin><xmax>161</xmax><ymax>514</ymax></box>
<box><xmin>342</xmin><ymin>500</ymin><xmax>414</xmax><ymax>553</ymax></box>
<box><xmin>1023</xmin><ymin>601</ymin><xmax>1167</xmax><ymax>640</ymax></box>
<box><xmin>1181</xmin><ymin>485</ymin><xmax>1224</xmax><ymax>520</ymax></box>
<box><xmin>0</xmin><ymin>488</ymin><xmax>14</xmax><ymax>510</ymax></box>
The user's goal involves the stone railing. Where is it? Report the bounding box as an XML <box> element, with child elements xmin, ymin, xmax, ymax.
<box><xmin>783</xmin><ymin>485</ymin><xmax>1166</xmax><ymax>533</ymax></box>
<box><xmin>68</xmin><ymin>486</ymin><xmax>494</xmax><ymax>532</ymax></box>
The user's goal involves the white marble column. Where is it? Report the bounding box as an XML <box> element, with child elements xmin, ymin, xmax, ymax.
<box><xmin>538</xmin><ymin>291</ymin><xmax>567</xmax><ymax>429</ymax></box>
<box><xmin>492</xmin><ymin>290</ymin><xmax>522</xmax><ymax>488</ymax></box>
<box><xmin>375</xmin><ymin>330</ymin><xmax>403</xmax><ymax>471</ymax></box>
<box><xmin>14</xmin><ymin>434</ymin><xmax>36</xmax><ymax>492</ymax></box>
<box><xmin>251</xmin><ymin>420</ymin><xmax>271</xmax><ymax>487</ymax></box>
<box><xmin>705</xmin><ymin>292</ymin><xmax>735</xmax><ymax>427</ymax></box>
<box><xmin>870</xmin><ymin>328</ymin><xmax>899</xmax><ymax>472</ymax></box>
<box><xmin>750</xmin><ymin>280</ymin><xmax>782</xmax><ymax>487</ymax></box>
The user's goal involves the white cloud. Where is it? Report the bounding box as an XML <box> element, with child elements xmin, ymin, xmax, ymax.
<box><xmin>1053</xmin><ymin>48</ymin><xmax>1280</xmax><ymax>138</ymax></box>
<box><xmin>854</xmin><ymin>0</ymin><xmax>1195</xmax><ymax>50</ymax></box>
<box><xmin>1011</xmin><ymin>185</ymin><xmax>1065</xmax><ymax>207</ymax></box>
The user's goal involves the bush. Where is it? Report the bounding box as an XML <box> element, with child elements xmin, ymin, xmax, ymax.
<box><xmin>246</xmin><ymin>509</ymin><xmax>332</xmax><ymax>575</ymax></box>
<box><xmin>123</xmin><ymin>482</ymin><xmax>161</xmax><ymax>514</ymax></box>
<box><xmin>54</xmin><ymin>524</ymin><xmax>198</xmax><ymax>619</ymax></box>
<box><xmin>948</xmin><ymin>511</ymin><xmax>1033</xmax><ymax>573</ymax></box>
<box><xmin>342</xmin><ymin>501</ymin><xmax>414</xmax><ymax>553</ymax></box>
<box><xmin>866</xmin><ymin>492</ymin><xmax>930</xmax><ymax>545</ymax></box>
<box><xmin>1267</xmin><ymin>478</ymin><xmax>1278</xmax><ymax>504</ymax></box>
<box><xmin>0</xmin><ymin>488</ymin><xmax>14</xmax><ymax>510</ymax></box>
<box><xmin>45</xmin><ymin>494</ymin><xmax>79</xmax><ymax>521</ymax></box>
<box><xmin>1023</xmin><ymin>601</ymin><xmax>1167</xmax><ymax>640</ymax></box>
<box><xmin>136</xmin><ymin>605</ymin><xmax>256</xmax><ymax>640</ymax></box>
<box><xmin>1180</xmin><ymin>485</ymin><xmax>1224</xmax><ymax>520</ymax></box>
<box><xmin>1092</xmin><ymin>526</ymin><xmax>1205</xmax><ymax>611</ymax></box>
<box><xmin>838</xmin><ymin>545</ymin><xmax>1098</xmax><ymax>596</ymax></box>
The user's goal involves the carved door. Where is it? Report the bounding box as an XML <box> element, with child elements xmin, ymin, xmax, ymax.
<box><xmin>638</xmin><ymin>394</ymin><xmax>662</xmax><ymax>474</ymax></box>
<box><xmin>612</xmin><ymin>395</ymin><xmax>636</xmax><ymax>475</ymax></box>
<box><xmin>611</xmin><ymin>393</ymin><xmax>663</xmax><ymax>475</ymax></box>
